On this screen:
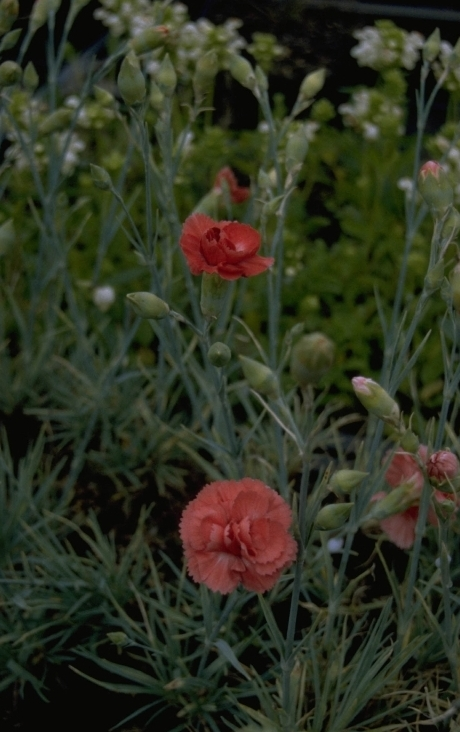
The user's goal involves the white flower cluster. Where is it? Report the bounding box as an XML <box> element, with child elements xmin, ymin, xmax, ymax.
<box><xmin>433</xmin><ymin>41</ymin><xmax>460</xmax><ymax>94</ymax></box>
<box><xmin>338</xmin><ymin>88</ymin><xmax>405</xmax><ymax>140</ymax></box>
<box><xmin>350</xmin><ymin>21</ymin><xmax>424</xmax><ymax>71</ymax></box>
<box><xmin>64</xmin><ymin>95</ymin><xmax>116</xmax><ymax>130</ymax></box>
<box><xmin>95</xmin><ymin>0</ymin><xmax>246</xmax><ymax>81</ymax></box>
<box><xmin>4</xmin><ymin>131</ymin><xmax>85</xmax><ymax>176</ymax></box>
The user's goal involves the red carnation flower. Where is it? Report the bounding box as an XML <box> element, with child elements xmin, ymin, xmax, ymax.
<box><xmin>213</xmin><ymin>167</ymin><xmax>250</xmax><ymax>203</ymax></box>
<box><xmin>179</xmin><ymin>213</ymin><xmax>274</xmax><ymax>281</ymax></box>
<box><xmin>179</xmin><ymin>478</ymin><xmax>297</xmax><ymax>594</ymax></box>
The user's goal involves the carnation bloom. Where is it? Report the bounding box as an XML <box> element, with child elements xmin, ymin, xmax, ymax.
<box><xmin>372</xmin><ymin>446</ymin><xmax>456</xmax><ymax>549</ymax></box>
<box><xmin>180</xmin><ymin>478</ymin><xmax>297</xmax><ymax>594</ymax></box>
<box><xmin>179</xmin><ymin>213</ymin><xmax>274</xmax><ymax>280</ymax></box>
<box><xmin>213</xmin><ymin>167</ymin><xmax>250</xmax><ymax>203</ymax></box>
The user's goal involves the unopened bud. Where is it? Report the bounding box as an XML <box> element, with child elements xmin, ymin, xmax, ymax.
<box><xmin>0</xmin><ymin>0</ymin><xmax>18</xmax><ymax>36</ymax></box>
<box><xmin>126</xmin><ymin>291</ymin><xmax>170</xmax><ymax>319</ymax></box>
<box><xmin>0</xmin><ymin>27</ymin><xmax>20</xmax><ymax>52</ymax></box>
<box><xmin>149</xmin><ymin>81</ymin><xmax>164</xmax><ymax>111</ymax></box>
<box><xmin>352</xmin><ymin>376</ymin><xmax>400</xmax><ymax>426</ymax></box>
<box><xmin>427</xmin><ymin>450</ymin><xmax>460</xmax><ymax>485</ymax></box>
<box><xmin>290</xmin><ymin>332</ymin><xmax>335</xmax><ymax>386</ymax></box>
<box><xmin>107</xmin><ymin>631</ymin><xmax>128</xmax><ymax>646</ymax></box>
<box><xmin>239</xmin><ymin>355</ymin><xmax>279</xmax><ymax>399</ymax></box>
<box><xmin>118</xmin><ymin>51</ymin><xmax>146</xmax><ymax>106</ymax></box>
<box><xmin>298</xmin><ymin>68</ymin><xmax>326</xmax><ymax>102</ymax></box>
<box><xmin>38</xmin><ymin>108</ymin><xmax>73</xmax><ymax>135</ymax></box>
<box><xmin>207</xmin><ymin>341</ymin><xmax>231</xmax><ymax>367</ymax></box>
<box><xmin>285</xmin><ymin>126</ymin><xmax>309</xmax><ymax>173</ymax></box>
<box><xmin>424</xmin><ymin>259</ymin><xmax>444</xmax><ymax>293</ymax></box>
<box><xmin>423</xmin><ymin>28</ymin><xmax>441</xmax><ymax>63</ymax></box>
<box><xmin>433</xmin><ymin>494</ymin><xmax>457</xmax><ymax>517</ymax></box>
<box><xmin>94</xmin><ymin>85</ymin><xmax>114</xmax><ymax>106</ymax></box>
<box><xmin>329</xmin><ymin>470</ymin><xmax>368</xmax><ymax>496</ymax></box>
<box><xmin>0</xmin><ymin>59</ymin><xmax>21</xmax><ymax>87</ymax></box>
<box><xmin>90</xmin><ymin>164</ymin><xmax>112</xmax><ymax>190</ymax></box>
<box><xmin>399</xmin><ymin>429</ymin><xmax>420</xmax><ymax>453</ymax></box>
<box><xmin>23</xmin><ymin>61</ymin><xmax>39</xmax><ymax>91</ymax></box>
<box><xmin>0</xmin><ymin>218</ymin><xmax>14</xmax><ymax>255</ymax></box>
<box><xmin>193</xmin><ymin>51</ymin><xmax>218</xmax><ymax>98</ymax></box>
<box><xmin>255</xmin><ymin>65</ymin><xmax>268</xmax><ymax>91</ymax></box>
<box><xmin>130</xmin><ymin>25</ymin><xmax>168</xmax><ymax>54</ymax></box>
<box><xmin>30</xmin><ymin>0</ymin><xmax>61</xmax><ymax>34</ymax></box>
<box><xmin>368</xmin><ymin>484</ymin><xmax>415</xmax><ymax>521</ymax></box>
<box><xmin>441</xmin><ymin>206</ymin><xmax>460</xmax><ymax>242</ymax></box>
<box><xmin>156</xmin><ymin>54</ymin><xmax>176</xmax><ymax>96</ymax></box>
<box><xmin>418</xmin><ymin>161</ymin><xmax>453</xmax><ymax>216</ymax></box>
<box><xmin>229</xmin><ymin>54</ymin><xmax>257</xmax><ymax>92</ymax></box>
<box><xmin>315</xmin><ymin>502</ymin><xmax>354</xmax><ymax>530</ymax></box>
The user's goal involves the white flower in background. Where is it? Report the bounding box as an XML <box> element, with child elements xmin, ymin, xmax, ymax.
<box><xmin>93</xmin><ymin>285</ymin><xmax>116</xmax><ymax>312</ymax></box>
<box><xmin>327</xmin><ymin>537</ymin><xmax>344</xmax><ymax>554</ymax></box>
<box><xmin>363</xmin><ymin>122</ymin><xmax>380</xmax><ymax>141</ymax></box>
<box><xmin>397</xmin><ymin>177</ymin><xmax>415</xmax><ymax>198</ymax></box>
<box><xmin>339</xmin><ymin>87</ymin><xmax>404</xmax><ymax>139</ymax></box>
<box><xmin>433</xmin><ymin>41</ymin><xmax>460</xmax><ymax>93</ymax></box>
<box><xmin>350</xmin><ymin>20</ymin><xmax>424</xmax><ymax>71</ymax></box>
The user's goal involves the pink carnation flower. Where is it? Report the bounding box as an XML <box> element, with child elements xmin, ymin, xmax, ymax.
<box><xmin>213</xmin><ymin>167</ymin><xmax>250</xmax><ymax>204</ymax></box>
<box><xmin>180</xmin><ymin>478</ymin><xmax>297</xmax><ymax>594</ymax></box>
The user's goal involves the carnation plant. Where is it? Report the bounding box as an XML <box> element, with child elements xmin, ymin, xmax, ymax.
<box><xmin>3</xmin><ymin>3</ymin><xmax>460</xmax><ymax>732</ymax></box>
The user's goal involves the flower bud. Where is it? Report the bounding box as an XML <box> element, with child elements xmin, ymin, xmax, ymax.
<box><xmin>255</xmin><ymin>65</ymin><xmax>268</xmax><ymax>91</ymax></box>
<box><xmin>298</xmin><ymin>68</ymin><xmax>326</xmax><ymax>102</ymax></box>
<box><xmin>30</xmin><ymin>0</ymin><xmax>61</xmax><ymax>34</ymax></box>
<box><xmin>0</xmin><ymin>0</ymin><xmax>18</xmax><ymax>36</ymax></box>
<box><xmin>118</xmin><ymin>51</ymin><xmax>146</xmax><ymax>106</ymax></box>
<box><xmin>423</xmin><ymin>28</ymin><xmax>441</xmax><ymax>63</ymax></box>
<box><xmin>239</xmin><ymin>355</ymin><xmax>279</xmax><ymax>399</ymax></box>
<box><xmin>424</xmin><ymin>259</ymin><xmax>444</xmax><ymax>293</ymax></box>
<box><xmin>200</xmin><ymin>272</ymin><xmax>229</xmax><ymax>319</ymax></box>
<box><xmin>315</xmin><ymin>502</ymin><xmax>354</xmax><ymax>531</ymax></box>
<box><xmin>0</xmin><ymin>59</ymin><xmax>21</xmax><ymax>87</ymax></box>
<box><xmin>433</xmin><ymin>494</ymin><xmax>457</xmax><ymax>518</ymax></box>
<box><xmin>229</xmin><ymin>54</ymin><xmax>257</xmax><ymax>92</ymax></box>
<box><xmin>129</xmin><ymin>25</ymin><xmax>168</xmax><ymax>54</ymax></box>
<box><xmin>94</xmin><ymin>85</ymin><xmax>114</xmax><ymax>106</ymax></box>
<box><xmin>107</xmin><ymin>631</ymin><xmax>128</xmax><ymax>646</ymax></box>
<box><xmin>193</xmin><ymin>51</ymin><xmax>218</xmax><ymax>99</ymax></box>
<box><xmin>207</xmin><ymin>341</ymin><xmax>231</xmax><ymax>367</ymax></box>
<box><xmin>427</xmin><ymin>450</ymin><xmax>459</xmax><ymax>485</ymax></box>
<box><xmin>90</xmin><ymin>163</ymin><xmax>112</xmax><ymax>191</ymax></box>
<box><xmin>352</xmin><ymin>376</ymin><xmax>400</xmax><ymax>426</ymax></box>
<box><xmin>38</xmin><ymin>108</ymin><xmax>73</xmax><ymax>135</ymax></box>
<box><xmin>0</xmin><ymin>27</ymin><xmax>20</xmax><ymax>52</ymax></box>
<box><xmin>0</xmin><ymin>218</ymin><xmax>14</xmax><ymax>255</ymax></box>
<box><xmin>441</xmin><ymin>206</ymin><xmax>460</xmax><ymax>242</ymax></box>
<box><xmin>23</xmin><ymin>61</ymin><xmax>39</xmax><ymax>92</ymax></box>
<box><xmin>329</xmin><ymin>470</ymin><xmax>368</xmax><ymax>496</ymax></box>
<box><xmin>399</xmin><ymin>429</ymin><xmax>420</xmax><ymax>453</ymax></box>
<box><xmin>156</xmin><ymin>54</ymin><xmax>177</xmax><ymax>96</ymax></box>
<box><xmin>126</xmin><ymin>291</ymin><xmax>170</xmax><ymax>319</ymax></box>
<box><xmin>290</xmin><ymin>332</ymin><xmax>335</xmax><ymax>386</ymax></box>
<box><xmin>368</xmin><ymin>484</ymin><xmax>415</xmax><ymax>521</ymax></box>
<box><xmin>450</xmin><ymin>261</ymin><xmax>460</xmax><ymax>314</ymax></box>
<box><xmin>285</xmin><ymin>126</ymin><xmax>309</xmax><ymax>173</ymax></box>
<box><xmin>418</xmin><ymin>161</ymin><xmax>453</xmax><ymax>216</ymax></box>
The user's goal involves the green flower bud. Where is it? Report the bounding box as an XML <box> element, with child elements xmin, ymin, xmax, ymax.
<box><xmin>423</xmin><ymin>28</ymin><xmax>441</xmax><ymax>63</ymax></box>
<box><xmin>207</xmin><ymin>341</ymin><xmax>231</xmax><ymax>367</ymax></box>
<box><xmin>399</xmin><ymin>429</ymin><xmax>420</xmax><ymax>453</ymax></box>
<box><xmin>126</xmin><ymin>292</ymin><xmax>170</xmax><ymax>319</ymax></box>
<box><xmin>200</xmin><ymin>272</ymin><xmax>229</xmax><ymax>319</ymax></box>
<box><xmin>315</xmin><ymin>502</ymin><xmax>354</xmax><ymax>531</ymax></box>
<box><xmin>298</xmin><ymin>68</ymin><xmax>326</xmax><ymax>102</ymax></box>
<box><xmin>156</xmin><ymin>54</ymin><xmax>177</xmax><ymax>96</ymax></box>
<box><xmin>450</xmin><ymin>261</ymin><xmax>460</xmax><ymax>314</ymax></box>
<box><xmin>290</xmin><ymin>332</ymin><xmax>335</xmax><ymax>386</ymax></box>
<box><xmin>38</xmin><ymin>108</ymin><xmax>73</xmax><ymax>136</ymax></box>
<box><xmin>418</xmin><ymin>161</ymin><xmax>453</xmax><ymax>216</ymax></box>
<box><xmin>0</xmin><ymin>0</ymin><xmax>18</xmax><ymax>36</ymax></box>
<box><xmin>107</xmin><ymin>631</ymin><xmax>128</xmax><ymax>646</ymax></box>
<box><xmin>239</xmin><ymin>355</ymin><xmax>279</xmax><ymax>399</ymax></box>
<box><xmin>0</xmin><ymin>60</ymin><xmax>21</xmax><ymax>88</ymax></box>
<box><xmin>352</xmin><ymin>376</ymin><xmax>400</xmax><ymax>427</ymax></box>
<box><xmin>255</xmin><ymin>65</ymin><xmax>268</xmax><ymax>91</ymax></box>
<box><xmin>0</xmin><ymin>218</ymin><xmax>14</xmax><ymax>255</ymax></box>
<box><xmin>329</xmin><ymin>470</ymin><xmax>368</xmax><ymax>496</ymax></box>
<box><xmin>0</xmin><ymin>27</ymin><xmax>21</xmax><ymax>52</ymax></box>
<box><xmin>129</xmin><ymin>25</ymin><xmax>168</xmax><ymax>54</ymax></box>
<box><xmin>94</xmin><ymin>85</ymin><xmax>115</xmax><ymax>107</ymax></box>
<box><xmin>368</xmin><ymin>484</ymin><xmax>416</xmax><ymax>521</ymax></box>
<box><xmin>90</xmin><ymin>164</ymin><xmax>112</xmax><ymax>191</ymax></box>
<box><xmin>229</xmin><ymin>54</ymin><xmax>257</xmax><ymax>92</ymax></box>
<box><xmin>149</xmin><ymin>81</ymin><xmax>164</xmax><ymax>111</ymax></box>
<box><xmin>193</xmin><ymin>51</ymin><xmax>218</xmax><ymax>99</ymax></box>
<box><xmin>118</xmin><ymin>51</ymin><xmax>146</xmax><ymax>106</ymax></box>
<box><xmin>30</xmin><ymin>0</ymin><xmax>61</xmax><ymax>34</ymax></box>
<box><xmin>23</xmin><ymin>61</ymin><xmax>39</xmax><ymax>92</ymax></box>
<box><xmin>424</xmin><ymin>258</ymin><xmax>444</xmax><ymax>293</ymax></box>
<box><xmin>285</xmin><ymin>126</ymin><xmax>309</xmax><ymax>173</ymax></box>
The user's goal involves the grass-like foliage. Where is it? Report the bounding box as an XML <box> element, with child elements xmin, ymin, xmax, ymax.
<box><xmin>2</xmin><ymin>2</ymin><xmax>460</xmax><ymax>730</ymax></box>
